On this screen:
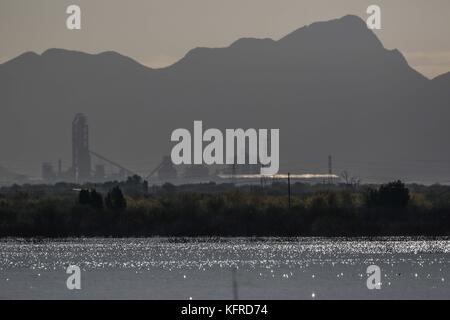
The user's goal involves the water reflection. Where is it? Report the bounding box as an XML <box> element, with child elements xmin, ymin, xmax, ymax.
<box><xmin>0</xmin><ymin>237</ymin><xmax>449</xmax><ymax>299</ymax></box>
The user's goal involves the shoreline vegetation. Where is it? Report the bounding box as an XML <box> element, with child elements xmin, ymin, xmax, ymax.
<box><xmin>1</xmin><ymin>177</ymin><xmax>450</xmax><ymax>238</ymax></box>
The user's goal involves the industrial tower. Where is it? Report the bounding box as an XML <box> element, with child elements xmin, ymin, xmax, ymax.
<box><xmin>72</xmin><ymin>113</ymin><xmax>91</xmax><ymax>183</ymax></box>
<box><xmin>328</xmin><ymin>154</ymin><xmax>333</xmax><ymax>184</ymax></box>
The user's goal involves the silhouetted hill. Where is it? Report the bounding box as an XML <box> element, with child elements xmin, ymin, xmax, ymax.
<box><xmin>0</xmin><ymin>15</ymin><xmax>449</xmax><ymax>183</ymax></box>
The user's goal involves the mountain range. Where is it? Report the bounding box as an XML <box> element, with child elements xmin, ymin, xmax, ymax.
<box><xmin>1</xmin><ymin>15</ymin><xmax>450</xmax><ymax>183</ymax></box>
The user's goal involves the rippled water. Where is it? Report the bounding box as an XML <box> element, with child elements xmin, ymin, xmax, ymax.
<box><xmin>0</xmin><ymin>237</ymin><xmax>449</xmax><ymax>299</ymax></box>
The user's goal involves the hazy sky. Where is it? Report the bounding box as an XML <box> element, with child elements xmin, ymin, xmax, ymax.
<box><xmin>1</xmin><ymin>0</ymin><xmax>450</xmax><ymax>78</ymax></box>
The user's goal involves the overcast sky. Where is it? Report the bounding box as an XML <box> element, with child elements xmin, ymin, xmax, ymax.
<box><xmin>1</xmin><ymin>0</ymin><xmax>450</xmax><ymax>78</ymax></box>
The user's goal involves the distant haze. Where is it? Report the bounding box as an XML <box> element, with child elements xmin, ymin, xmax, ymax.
<box><xmin>1</xmin><ymin>15</ymin><xmax>450</xmax><ymax>184</ymax></box>
<box><xmin>1</xmin><ymin>0</ymin><xmax>450</xmax><ymax>79</ymax></box>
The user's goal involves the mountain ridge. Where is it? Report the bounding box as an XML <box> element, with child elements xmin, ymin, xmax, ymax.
<box><xmin>0</xmin><ymin>15</ymin><xmax>449</xmax><ymax>183</ymax></box>
<box><xmin>0</xmin><ymin>15</ymin><xmax>431</xmax><ymax>78</ymax></box>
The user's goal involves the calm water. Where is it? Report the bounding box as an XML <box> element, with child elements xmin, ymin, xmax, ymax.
<box><xmin>0</xmin><ymin>237</ymin><xmax>449</xmax><ymax>300</ymax></box>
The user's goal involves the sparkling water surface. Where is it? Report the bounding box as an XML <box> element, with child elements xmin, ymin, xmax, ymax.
<box><xmin>0</xmin><ymin>237</ymin><xmax>449</xmax><ymax>299</ymax></box>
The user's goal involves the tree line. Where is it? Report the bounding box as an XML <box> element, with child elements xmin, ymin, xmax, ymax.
<box><xmin>1</xmin><ymin>179</ymin><xmax>450</xmax><ymax>237</ymax></box>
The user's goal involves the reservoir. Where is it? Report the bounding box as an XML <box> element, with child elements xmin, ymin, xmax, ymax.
<box><xmin>0</xmin><ymin>237</ymin><xmax>449</xmax><ymax>299</ymax></box>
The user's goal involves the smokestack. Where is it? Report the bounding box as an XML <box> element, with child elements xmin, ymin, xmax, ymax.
<box><xmin>328</xmin><ymin>155</ymin><xmax>333</xmax><ymax>184</ymax></box>
<box><xmin>58</xmin><ymin>159</ymin><xmax>62</xmax><ymax>177</ymax></box>
<box><xmin>72</xmin><ymin>113</ymin><xmax>92</xmax><ymax>183</ymax></box>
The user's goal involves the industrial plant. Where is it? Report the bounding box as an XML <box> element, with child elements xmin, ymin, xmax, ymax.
<box><xmin>1</xmin><ymin>114</ymin><xmax>337</xmax><ymax>186</ymax></box>
<box><xmin>38</xmin><ymin>114</ymin><xmax>284</xmax><ymax>185</ymax></box>
<box><xmin>41</xmin><ymin>113</ymin><xmax>136</xmax><ymax>184</ymax></box>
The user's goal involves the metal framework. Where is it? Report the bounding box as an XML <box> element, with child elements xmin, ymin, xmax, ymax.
<box><xmin>72</xmin><ymin>113</ymin><xmax>91</xmax><ymax>183</ymax></box>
